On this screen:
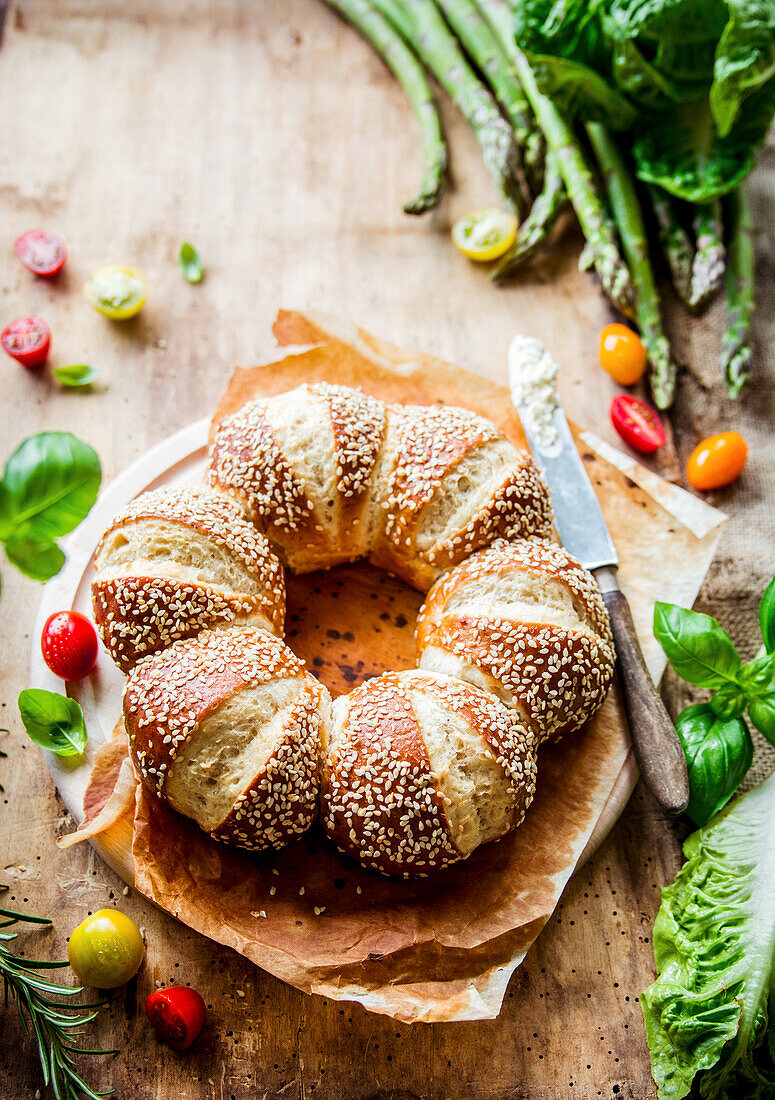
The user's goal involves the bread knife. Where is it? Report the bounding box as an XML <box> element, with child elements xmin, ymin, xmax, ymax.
<box><xmin>508</xmin><ymin>338</ymin><xmax>689</xmax><ymax>816</ymax></box>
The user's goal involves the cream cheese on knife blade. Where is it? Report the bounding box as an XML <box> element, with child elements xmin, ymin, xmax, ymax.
<box><xmin>508</xmin><ymin>335</ymin><xmax>559</xmax><ymax>449</ymax></box>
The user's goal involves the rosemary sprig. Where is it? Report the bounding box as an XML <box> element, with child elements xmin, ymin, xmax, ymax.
<box><xmin>0</xmin><ymin>889</ymin><xmax>116</xmax><ymax>1099</ymax></box>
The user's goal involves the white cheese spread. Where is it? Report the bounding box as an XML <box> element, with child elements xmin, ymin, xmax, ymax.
<box><xmin>508</xmin><ymin>335</ymin><xmax>559</xmax><ymax>449</ymax></box>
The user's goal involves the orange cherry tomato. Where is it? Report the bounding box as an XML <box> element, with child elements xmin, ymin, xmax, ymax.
<box><xmin>686</xmin><ymin>432</ymin><xmax>747</xmax><ymax>491</ymax></box>
<box><xmin>599</xmin><ymin>323</ymin><xmax>647</xmax><ymax>386</ymax></box>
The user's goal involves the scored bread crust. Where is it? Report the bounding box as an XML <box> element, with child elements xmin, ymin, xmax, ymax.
<box><xmin>209</xmin><ymin>683</ymin><xmax>323</xmax><ymax>851</ymax></box>
<box><xmin>207</xmin><ymin>384</ymin><xmax>387</xmax><ymax>572</ymax></box>
<box><xmin>320</xmin><ymin>670</ymin><xmax>537</xmax><ymax>878</ymax></box>
<box><xmin>418</xmin><ymin>452</ymin><xmax>554</xmax><ymax>578</ymax></box>
<box><xmin>416</xmin><ymin>539</ymin><xmax>615</xmax><ymax>744</ymax></box>
<box><xmin>208</xmin><ymin>387</ymin><xmax>553</xmax><ymax>590</ymax></box>
<box><xmin>367</xmin><ymin>404</ymin><xmax>553</xmax><ymax>589</ymax></box>
<box><xmin>92</xmin><ymin>487</ymin><xmax>285</xmax><ymax>671</ymax></box>
<box><xmin>123</xmin><ymin>627</ymin><xmax>328</xmax><ymax>852</ymax></box>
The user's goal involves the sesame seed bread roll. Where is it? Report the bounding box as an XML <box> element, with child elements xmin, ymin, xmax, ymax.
<box><xmin>92</xmin><ymin>488</ymin><xmax>285</xmax><ymax>672</ymax></box>
<box><xmin>123</xmin><ymin>627</ymin><xmax>330</xmax><ymax>852</ymax></box>
<box><xmin>368</xmin><ymin>403</ymin><xmax>553</xmax><ymax>590</ymax></box>
<box><xmin>207</xmin><ymin>383</ymin><xmax>387</xmax><ymax>572</ymax></box>
<box><xmin>416</xmin><ymin>539</ymin><xmax>615</xmax><ymax>744</ymax></box>
<box><xmin>320</xmin><ymin>670</ymin><xmax>537</xmax><ymax>878</ymax></box>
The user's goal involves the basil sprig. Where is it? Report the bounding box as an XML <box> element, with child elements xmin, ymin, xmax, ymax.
<box><xmin>0</xmin><ymin>432</ymin><xmax>101</xmax><ymax>581</ymax></box>
<box><xmin>654</xmin><ymin>575</ymin><xmax>775</xmax><ymax>824</ymax></box>
<box><xmin>18</xmin><ymin>689</ymin><xmax>87</xmax><ymax>756</ymax></box>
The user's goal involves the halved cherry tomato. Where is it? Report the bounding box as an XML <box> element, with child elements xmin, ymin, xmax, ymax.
<box><xmin>41</xmin><ymin>610</ymin><xmax>99</xmax><ymax>681</ymax></box>
<box><xmin>1</xmin><ymin>317</ymin><xmax>51</xmax><ymax>368</ymax></box>
<box><xmin>145</xmin><ymin>986</ymin><xmax>207</xmax><ymax>1050</ymax></box>
<box><xmin>452</xmin><ymin>209</ymin><xmax>518</xmax><ymax>262</ymax></box>
<box><xmin>14</xmin><ymin>229</ymin><xmax>67</xmax><ymax>277</ymax></box>
<box><xmin>83</xmin><ymin>265</ymin><xmax>147</xmax><ymax>320</ymax></box>
<box><xmin>610</xmin><ymin>394</ymin><xmax>666</xmax><ymax>454</ymax></box>
<box><xmin>68</xmin><ymin>909</ymin><xmax>145</xmax><ymax>989</ymax></box>
<box><xmin>599</xmin><ymin>323</ymin><xmax>647</xmax><ymax>386</ymax></box>
<box><xmin>686</xmin><ymin>432</ymin><xmax>747</xmax><ymax>491</ymax></box>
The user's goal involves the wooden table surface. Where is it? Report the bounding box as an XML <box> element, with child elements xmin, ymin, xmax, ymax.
<box><xmin>2</xmin><ymin>2</ymin><xmax>773</xmax><ymax>1098</ymax></box>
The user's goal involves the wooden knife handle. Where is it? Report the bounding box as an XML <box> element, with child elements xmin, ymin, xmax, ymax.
<box><xmin>602</xmin><ymin>589</ymin><xmax>689</xmax><ymax>816</ymax></box>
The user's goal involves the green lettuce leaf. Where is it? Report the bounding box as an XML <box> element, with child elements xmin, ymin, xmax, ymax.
<box><xmin>711</xmin><ymin>0</ymin><xmax>775</xmax><ymax>137</ymax></box>
<box><xmin>634</xmin><ymin>81</ymin><xmax>775</xmax><ymax>201</ymax></box>
<box><xmin>642</xmin><ymin>773</ymin><xmax>775</xmax><ymax>1098</ymax></box>
<box><xmin>513</xmin><ymin>0</ymin><xmax>775</xmax><ymax>201</ymax></box>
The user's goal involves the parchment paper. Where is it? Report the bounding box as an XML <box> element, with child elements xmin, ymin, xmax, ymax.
<box><xmin>86</xmin><ymin>310</ymin><xmax>726</xmax><ymax>1023</ymax></box>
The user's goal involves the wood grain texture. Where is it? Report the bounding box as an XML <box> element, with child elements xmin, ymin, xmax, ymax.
<box><xmin>0</xmin><ymin>0</ymin><xmax>772</xmax><ymax>1097</ymax></box>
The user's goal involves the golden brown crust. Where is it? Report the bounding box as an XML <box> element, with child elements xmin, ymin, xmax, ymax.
<box><xmin>381</xmin><ymin>405</ymin><xmax>500</xmax><ymax>551</ymax></box>
<box><xmin>426</xmin><ymin>456</ymin><xmax>554</xmax><ymax>572</ymax></box>
<box><xmin>123</xmin><ymin>627</ymin><xmax>305</xmax><ymax>777</ymax></box>
<box><xmin>320</xmin><ymin>671</ymin><xmax>538</xmax><ymax>878</ymax></box>
<box><xmin>207</xmin><ymin>397</ymin><xmax>324</xmax><ymax>549</ymax></box>
<box><xmin>95</xmin><ymin>487</ymin><xmax>281</xmax><ymax>582</ymax></box>
<box><xmin>92</xmin><ymin>487</ymin><xmax>286</xmax><ymax>671</ymax></box>
<box><xmin>428</xmin><ymin>617</ymin><xmax>613</xmax><ymax>742</ymax></box>
<box><xmin>321</xmin><ymin>673</ymin><xmax>461</xmax><ymax>878</ymax></box>
<box><xmin>416</xmin><ymin>539</ymin><xmax>615</xmax><ymax>743</ymax></box>
<box><xmin>208</xmin><ymin>385</ymin><xmax>387</xmax><ymax>568</ymax></box>
<box><xmin>370</xmin><ymin>406</ymin><xmax>553</xmax><ymax>590</ymax></box>
<box><xmin>92</xmin><ymin>577</ymin><xmax>266</xmax><ymax>673</ymax></box>
<box><xmin>210</xmin><ymin>682</ymin><xmax>324</xmax><ymax>851</ymax></box>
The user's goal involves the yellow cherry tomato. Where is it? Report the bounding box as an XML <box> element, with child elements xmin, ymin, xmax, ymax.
<box><xmin>68</xmin><ymin>909</ymin><xmax>145</xmax><ymax>988</ymax></box>
<box><xmin>451</xmin><ymin>208</ymin><xmax>518</xmax><ymax>262</ymax></box>
<box><xmin>599</xmin><ymin>323</ymin><xmax>647</xmax><ymax>386</ymax></box>
<box><xmin>84</xmin><ymin>265</ymin><xmax>147</xmax><ymax>320</ymax></box>
<box><xmin>687</xmin><ymin>432</ymin><xmax>748</xmax><ymax>491</ymax></box>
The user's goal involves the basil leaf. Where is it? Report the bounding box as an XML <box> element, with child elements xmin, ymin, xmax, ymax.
<box><xmin>179</xmin><ymin>242</ymin><xmax>204</xmax><ymax>284</ymax></box>
<box><xmin>18</xmin><ymin>689</ymin><xmax>87</xmax><ymax>756</ymax></box>
<box><xmin>53</xmin><ymin>364</ymin><xmax>100</xmax><ymax>388</ymax></box>
<box><xmin>748</xmin><ymin>693</ymin><xmax>775</xmax><ymax>745</ymax></box>
<box><xmin>738</xmin><ymin>653</ymin><xmax>775</xmax><ymax>694</ymax></box>
<box><xmin>675</xmin><ymin>703</ymin><xmax>753</xmax><ymax>826</ymax></box>
<box><xmin>759</xmin><ymin>575</ymin><xmax>775</xmax><ymax>653</ymax></box>
<box><xmin>4</xmin><ymin>538</ymin><xmax>65</xmax><ymax>582</ymax></box>
<box><xmin>0</xmin><ymin>432</ymin><xmax>101</xmax><ymax>542</ymax></box>
<box><xmin>654</xmin><ymin>602</ymin><xmax>741</xmax><ymax>688</ymax></box>
<box><xmin>709</xmin><ymin>682</ymin><xmax>747</xmax><ymax>720</ymax></box>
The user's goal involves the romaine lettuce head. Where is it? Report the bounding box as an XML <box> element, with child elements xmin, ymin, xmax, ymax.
<box><xmin>641</xmin><ymin>772</ymin><xmax>775</xmax><ymax>1099</ymax></box>
<box><xmin>514</xmin><ymin>0</ymin><xmax>775</xmax><ymax>201</ymax></box>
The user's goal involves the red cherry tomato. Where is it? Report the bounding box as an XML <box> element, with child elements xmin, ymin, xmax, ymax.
<box><xmin>610</xmin><ymin>394</ymin><xmax>666</xmax><ymax>454</ymax></box>
<box><xmin>1</xmin><ymin>317</ymin><xmax>51</xmax><ymax>368</ymax></box>
<box><xmin>687</xmin><ymin>432</ymin><xmax>747</xmax><ymax>491</ymax></box>
<box><xmin>41</xmin><ymin>611</ymin><xmax>98</xmax><ymax>681</ymax></box>
<box><xmin>145</xmin><ymin>987</ymin><xmax>206</xmax><ymax>1050</ymax></box>
<box><xmin>14</xmin><ymin>229</ymin><xmax>67</xmax><ymax>277</ymax></box>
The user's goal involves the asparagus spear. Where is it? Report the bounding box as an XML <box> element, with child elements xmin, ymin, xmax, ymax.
<box><xmin>646</xmin><ymin>184</ymin><xmax>693</xmax><ymax>304</ymax></box>
<box><xmin>431</xmin><ymin>0</ymin><xmax>542</xmax><ymax>200</ymax></box>
<box><xmin>491</xmin><ymin>151</ymin><xmax>567</xmax><ymax>279</ymax></box>
<box><xmin>472</xmin><ymin>0</ymin><xmax>634</xmax><ymax>315</ymax></box>
<box><xmin>721</xmin><ymin>187</ymin><xmax>754</xmax><ymax>398</ymax></box>
<box><xmin>325</xmin><ymin>0</ymin><xmax>448</xmax><ymax>214</ymax></box>
<box><xmin>372</xmin><ymin>0</ymin><xmax>525</xmax><ymax>216</ymax></box>
<box><xmin>585</xmin><ymin>122</ymin><xmax>676</xmax><ymax>408</ymax></box>
<box><xmin>689</xmin><ymin>199</ymin><xmax>726</xmax><ymax>311</ymax></box>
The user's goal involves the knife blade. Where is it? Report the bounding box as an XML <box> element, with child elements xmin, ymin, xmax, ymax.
<box><xmin>508</xmin><ymin>336</ymin><xmax>689</xmax><ymax>816</ymax></box>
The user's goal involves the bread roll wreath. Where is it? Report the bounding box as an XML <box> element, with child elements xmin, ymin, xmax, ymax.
<box><xmin>93</xmin><ymin>382</ymin><xmax>615</xmax><ymax>877</ymax></box>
